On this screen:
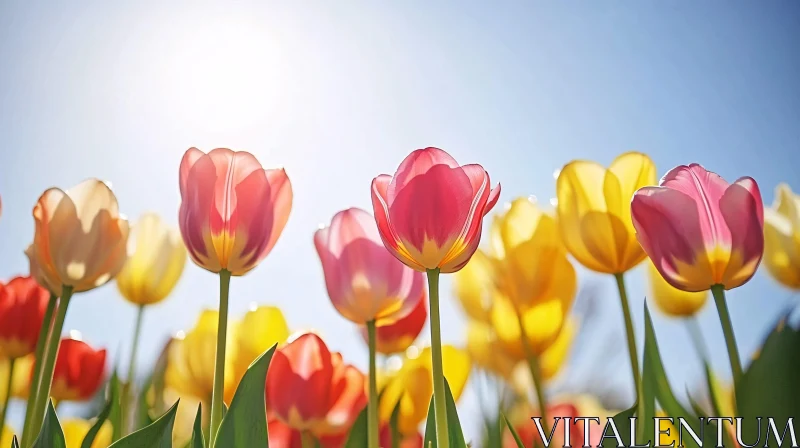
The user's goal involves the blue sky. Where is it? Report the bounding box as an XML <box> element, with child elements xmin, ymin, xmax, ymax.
<box><xmin>1</xmin><ymin>0</ymin><xmax>798</xmax><ymax>443</ymax></box>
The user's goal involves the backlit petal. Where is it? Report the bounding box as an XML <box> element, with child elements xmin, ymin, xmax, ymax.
<box><xmin>719</xmin><ymin>177</ymin><xmax>764</xmax><ymax>290</ymax></box>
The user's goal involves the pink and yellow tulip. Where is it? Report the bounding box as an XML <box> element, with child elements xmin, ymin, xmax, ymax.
<box><xmin>360</xmin><ymin>295</ymin><xmax>427</xmax><ymax>355</ymax></box>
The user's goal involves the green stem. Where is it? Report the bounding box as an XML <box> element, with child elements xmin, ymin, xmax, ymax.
<box><xmin>614</xmin><ymin>273</ymin><xmax>645</xmax><ymax>443</ymax></box>
<box><xmin>124</xmin><ymin>305</ymin><xmax>145</xmax><ymax>434</ymax></box>
<box><xmin>20</xmin><ymin>292</ymin><xmax>57</xmax><ymax>445</ymax></box>
<box><xmin>24</xmin><ymin>286</ymin><xmax>72</xmax><ymax>448</ymax></box>
<box><xmin>426</xmin><ymin>268</ymin><xmax>449</xmax><ymax>448</ymax></box>
<box><xmin>0</xmin><ymin>357</ymin><xmax>16</xmax><ymax>434</ymax></box>
<box><xmin>366</xmin><ymin>320</ymin><xmax>379</xmax><ymax>448</ymax></box>
<box><xmin>514</xmin><ymin>309</ymin><xmax>550</xmax><ymax>435</ymax></box>
<box><xmin>209</xmin><ymin>269</ymin><xmax>231</xmax><ymax>448</ymax></box>
<box><xmin>301</xmin><ymin>431</ymin><xmax>316</xmax><ymax>448</ymax></box>
<box><xmin>711</xmin><ymin>285</ymin><xmax>743</xmax><ymax>386</ymax></box>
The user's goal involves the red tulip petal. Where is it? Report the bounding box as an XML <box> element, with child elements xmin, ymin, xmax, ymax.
<box><xmin>720</xmin><ymin>177</ymin><xmax>764</xmax><ymax>289</ymax></box>
<box><xmin>371</xmin><ymin>175</ymin><xmax>426</xmax><ymax>271</ymax></box>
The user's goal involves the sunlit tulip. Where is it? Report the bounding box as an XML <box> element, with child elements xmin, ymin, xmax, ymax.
<box><xmin>371</xmin><ymin>147</ymin><xmax>501</xmax><ymax>273</ymax></box>
<box><xmin>631</xmin><ymin>163</ymin><xmax>764</xmax><ymax>292</ymax></box>
<box><xmin>763</xmin><ymin>183</ymin><xmax>800</xmax><ymax>290</ymax></box>
<box><xmin>504</xmin><ymin>403</ymin><xmax>584</xmax><ymax>448</ymax></box>
<box><xmin>490</xmin><ymin>296</ymin><xmax>569</xmax><ymax>358</ymax></box>
<box><xmin>28</xmin><ymin>178</ymin><xmax>129</xmax><ymax>294</ymax></box>
<box><xmin>452</xmin><ymin>251</ymin><xmax>495</xmax><ymax>323</ymax></box>
<box><xmin>315</xmin><ymin>208</ymin><xmax>425</xmax><ymax>325</ymax></box>
<box><xmin>116</xmin><ymin>213</ymin><xmax>187</xmax><ymax>306</ymax></box>
<box><xmin>0</xmin><ymin>276</ymin><xmax>49</xmax><ymax>358</ymax></box>
<box><xmin>465</xmin><ymin>322</ymin><xmax>517</xmax><ymax>380</ymax></box>
<box><xmin>494</xmin><ymin>313</ymin><xmax>576</xmax><ymax>382</ymax></box>
<box><xmin>556</xmin><ymin>152</ymin><xmax>656</xmax><ymax>274</ymax></box>
<box><xmin>266</xmin><ymin>333</ymin><xmax>367</xmax><ymax>439</ymax></box>
<box><xmin>178</xmin><ymin>147</ymin><xmax>293</xmax><ymax>276</ymax></box>
<box><xmin>360</xmin><ymin>296</ymin><xmax>427</xmax><ymax>355</ymax></box>
<box><xmin>647</xmin><ymin>262</ymin><xmax>708</xmax><ymax>317</ymax></box>
<box><xmin>0</xmin><ymin>355</ymin><xmax>33</xmax><ymax>400</ymax></box>
<box><xmin>63</xmin><ymin>418</ymin><xmax>112</xmax><ymax>448</ymax></box>
<box><xmin>268</xmin><ymin>417</ymin><xmax>349</xmax><ymax>448</ymax></box>
<box><xmin>165</xmin><ymin>310</ymin><xmax>233</xmax><ymax>402</ymax></box>
<box><xmin>378</xmin><ymin>346</ymin><xmax>470</xmax><ymax>436</ymax></box>
<box><xmin>160</xmin><ymin>388</ymin><xmax>203</xmax><ymax>447</ymax></box>
<box><xmin>0</xmin><ymin>426</ymin><xmax>12</xmax><ymax>448</ymax></box>
<box><xmin>49</xmin><ymin>338</ymin><xmax>106</xmax><ymax>402</ymax></box>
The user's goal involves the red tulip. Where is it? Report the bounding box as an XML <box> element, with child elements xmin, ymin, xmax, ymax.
<box><xmin>504</xmin><ymin>403</ymin><xmax>595</xmax><ymax>448</ymax></box>
<box><xmin>49</xmin><ymin>338</ymin><xmax>106</xmax><ymax>401</ymax></box>
<box><xmin>631</xmin><ymin>164</ymin><xmax>764</xmax><ymax>291</ymax></box>
<box><xmin>0</xmin><ymin>277</ymin><xmax>49</xmax><ymax>359</ymax></box>
<box><xmin>371</xmin><ymin>147</ymin><xmax>500</xmax><ymax>273</ymax></box>
<box><xmin>359</xmin><ymin>294</ymin><xmax>427</xmax><ymax>355</ymax></box>
<box><xmin>268</xmin><ymin>417</ymin><xmax>348</xmax><ymax>448</ymax></box>
<box><xmin>179</xmin><ymin>147</ymin><xmax>292</xmax><ymax>275</ymax></box>
<box><xmin>266</xmin><ymin>333</ymin><xmax>366</xmax><ymax>439</ymax></box>
<box><xmin>315</xmin><ymin>208</ymin><xmax>425</xmax><ymax>325</ymax></box>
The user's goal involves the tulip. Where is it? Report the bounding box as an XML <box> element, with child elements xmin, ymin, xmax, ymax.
<box><xmin>0</xmin><ymin>276</ymin><xmax>50</xmax><ymax>359</ymax></box>
<box><xmin>631</xmin><ymin>163</ymin><xmax>764</xmax><ymax>384</ymax></box>
<box><xmin>359</xmin><ymin>295</ymin><xmax>427</xmax><ymax>355</ymax></box>
<box><xmin>62</xmin><ymin>418</ymin><xmax>112</xmax><ymax>448</ymax></box>
<box><xmin>452</xmin><ymin>250</ymin><xmax>495</xmax><ymax>323</ymax></box>
<box><xmin>266</xmin><ymin>333</ymin><xmax>366</xmax><ymax>446</ymax></box>
<box><xmin>178</xmin><ymin>147</ymin><xmax>292</xmax><ymax>447</ymax></box>
<box><xmin>49</xmin><ymin>337</ymin><xmax>106</xmax><ymax>402</ymax></box>
<box><xmin>0</xmin><ymin>425</ymin><xmax>12</xmax><ymax>448</ymax></box>
<box><xmin>503</xmin><ymin>402</ymin><xmax>603</xmax><ymax>448</ymax></box>
<box><xmin>371</xmin><ymin>147</ymin><xmax>499</xmax><ymax>448</ymax></box>
<box><xmin>763</xmin><ymin>183</ymin><xmax>800</xmax><ymax>290</ymax></box>
<box><xmin>0</xmin><ymin>355</ymin><xmax>33</xmax><ymax>401</ymax></box>
<box><xmin>22</xmin><ymin>179</ymin><xmax>128</xmax><ymax>448</ymax></box>
<box><xmin>380</xmin><ymin>424</ymin><xmax>423</xmax><ymax>448</ymax></box>
<box><xmin>647</xmin><ymin>261</ymin><xmax>708</xmax><ymax>318</ymax></box>
<box><xmin>378</xmin><ymin>345</ymin><xmax>470</xmax><ymax>436</ymax></box>
<box><xmin>465</xmin><ymin>322</ymin><xmax>518</xmax><ymax>380</ymax></box>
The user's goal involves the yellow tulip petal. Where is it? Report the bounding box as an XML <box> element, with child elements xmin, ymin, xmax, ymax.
<box><xmin>452</xmin><ymin>250</ymin><xmax>495</xmax><ymax>322</ymax></box>
<box><xmin>647</xmin><ymin>261</ymin><xmax>708</xmax><ymax>316</ymax></box>
<box><xmin>539</xmin><ymin>319</ymin><xmax>577</xmax><ymax>380</ymax></box>
<box><xmin>491</xmin><ymin>296</ymin><xmax>566</xmax><ymax>358</ymax></box>
<box><xmin>63</xmin><ymin>419</ymin><xmax>112</xmax><ymax>448</ymax></box>
<box><xmin>0</xmin><ymin>426</ymin><xmax>14</xmax><ymax>448</ymax></box>
<box><xmin>228</xmin><ymin>305</ymin><xmax>289</xmax><ymax>401</ymax></box>
<box><xmin>466</xmin><ymin>321</ymin><xmax>517</xmax><ymax>379</ymax></box>
<box><xmin>763</xmin><ymin>184</ymin><xmax>800</xmax><ymax>290</ymax></box>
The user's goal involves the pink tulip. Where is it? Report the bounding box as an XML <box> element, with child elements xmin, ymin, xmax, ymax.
<box><xmin>370</xmin><ymin>147</ymin><xmax>501</xmax><ymax>273</ymax></box>
<box><xmin>179</xmin><ymin>148</ymin><xmax>292</xmax><ymax>275</ymax></box>
<box><xmin>315</xmin><ymin>208</ymin><xmax>425</xmax><ymax>325</ymax></box>
<box><xmin>631</xmin><ymin>163</ymin><xmax>764</xmax><ymax>291</ymax></box>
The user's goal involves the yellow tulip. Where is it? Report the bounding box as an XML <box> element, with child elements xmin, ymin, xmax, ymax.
<box><xmin>378</xmin><ymin>345</ymin><xmax>470</xmax><ymax>436</ymax></box>
<box><xmin>62</xmin><ymin>418</ymin><xmax>112</xmax><ymax>448</ymax></box>
<box><xmin>490</xmin><ymin>197</ymin><xmax>577</xmax><ymax>311</ymax></box>
<box><xmin>508</xmin><ymin>319</ymin><xmax>577</xmax><ymax>395</ymax></box>
<box><xmin>28</xmin><ymin>179</ymin><xmax>129</xmax><ymax>294</ymax></box>
<box><xmin>763</xmin><ymin>183</ymin><xmax>800</xmax><ymax>290</ymax></box>
<box><xmin>556</xmin><ymin>152</ymin><xmax>656</xmax><ymax>274</ymax></box>
<box><xmin>165</xmin><ymin>310</ymin><xmax>234</xmax><ymax>402</ymax></box>
<box><xmin>655</xmin><ymin>411</ymin><xmax>680</xmax><ymax>447</ymax></box>
<box><xmin>452</xmin><ymin>250</ymin><xmax>495</xmax><ymax>322</ymax></box>
<box><xmin>0</xmin><ymin>425</ymin><xmax>13</xmax><ymax>448</ymax></box>
<box><xmin>0</xmin><ymin>354</ymin><xmax>33</xmax><ymax>400</ymax></box>
<box><xmin>491</xmin><ymin>296</ymin><xmax>570</xmax><ymax>357</ymax></box>
<box><xmin>465</xmin><ymin>321</ymin><xmax>518</xmax><ymax>379</ymax></box>
<box><xmin>116</xmin><ymin>213</ymin><xmax>187</xmax><ymax>306</ymax></box>
<box><xmin>161</xmin><ymin>388</ymin><xmax>204</xmax><ymax>447</ymax></box>
<box><xmin>647</xmin><ymin>261</ymin><xmax>708</xmax><ymax>317</ymax></box>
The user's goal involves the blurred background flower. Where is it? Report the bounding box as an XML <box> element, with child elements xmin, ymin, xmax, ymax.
<box><xmin>763</xmin><ymin>183</ymin><xmax>800</xmax><ymax>290</ymax></box>
<box><xmin>0</xmin><ymin>276</ymin><xmax>49</xmax><ymax>359</ymax></box>
<box><xmin>360</xmin><ymin>296</ymin><xmax>427</xmax><ymax>356</ymax></box>
<box><xmin>49</xmin><ymin>337</ymin><xmax>107</xmax><ymax>403</ymax></box>
<box><xmin>62</xmin><ymin>418</ymin><xmax>112</xmax><ymax>448</ymax></box>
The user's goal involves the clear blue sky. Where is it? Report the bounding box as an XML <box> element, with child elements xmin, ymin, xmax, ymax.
<box><xmin>1</xmin><ymin>0</ymin><xmax>798</xmax><ymax>443</ymax></box>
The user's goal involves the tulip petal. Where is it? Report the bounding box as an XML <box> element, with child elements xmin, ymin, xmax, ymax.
<box><xmin>371</xmin><ymin>174</ymin><xmax>425</xmax><ymax>271</ymax></box>
<box><xmin>719</xmin><ymin>177</ymin><xmax>764</xmax><ymax>289</ymax></box>
<box><xmin>179</xmin><ymin>147</ymin><xmax>207</xmax><ymax>197</ymax></box>
<box><xmin>764</xmin><ymin>206</ymin><xmax>800</xmax><ymax>289</ymax></box>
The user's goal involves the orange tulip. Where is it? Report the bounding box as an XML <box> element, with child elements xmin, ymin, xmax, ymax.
<box><xmin>268</xmin><ymin>417</ymin><xmax>348</xmax><ymax>448</ymax></box>
<box><xmin>178</xmin><ymin>147</ymin><xmax>293</xmax><ymax>275</ymax></box>
<box><xmin>28</xmin><ymin>179</ymin><xmax>129</xmax><ymax>295</ymax></box>
<box><xmin>359</xmin><ymin>295</ymin><xmax>427</xmax><ymax>355</ymax></box>
<box><xmin>371</xmin><ymin>147</ymin><xmax>500</xmax><ymax>273</ymax></box>
<box><xmin>504</xmin><ymin>401</ymin><xmax>603</xmax><ymax>448</ymax></box>
<box><xmin>49</xmin><ymin>338</ymin><xmax>106</xmax><ymax>402</ymax></box>
<box><xmin>266</xmin><ymin>333</ymin><xmax>366</xmax><ymax>439</ymax></box>
<box><xmin>0</xmin><ymin>277</ymin><xmax>49</xmax><ymax>359</ymax></box>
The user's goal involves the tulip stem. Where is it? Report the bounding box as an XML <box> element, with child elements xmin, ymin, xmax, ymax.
<box><xmin>301</xmin><ymin>431</ymin><xmax>316</xmax><ymax>448</ymax></box>
<box><xmin>209</xmin><ymin>269</ymin><xmax>231</xmax><ymax>448</ymax></box>
<box><xmin>426</xmin><ymin>268</ymin><xmax>450</xmax><ymax>448</ymax></box>
<box><xmin>514</xmin><ymin>310</ymin><xmax>550</xmax><ymax>435</ymax></box>
<box><xmin>711</xmin><ymin>285</ymin><xmax>743</xmax><ymax>386</ymax></box>
<box><xmin>20</xmin><ymin>292</ymin><xmax>57</xmax><ymax>446</ymax></box>
<box><xmin>614</xmin><ymin>273</ymin><xmax>645</xmax><ymax>443</ymax></box>
<box><xmin>124</xmin><ymin>304</ymin><xmax>145</xmax><ymax>434</ymax></box>
<box><xmin>366</xmin><ymin>320</ymin><xmax>379</xmax><ymax>448</ymax></box>
<box><xmin>24</xmin><ymin>286</ymin><xmax>72</xmax><ymax>448</ymax></box>
<box><xmin>0</xmin><ymin>357</ymin><xmax>16</xmax><ymax>435</ymax></box>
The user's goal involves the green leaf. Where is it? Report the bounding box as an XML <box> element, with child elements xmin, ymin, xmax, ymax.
<box><xmin>737</xmin><ymin>318</ymin><xmax>800</xmax><ymax>448</ymax></box>
<box><xmin>190</xmin><ymin>404</ymin><xmax>205</xmax><ymax>448</ymax></box>
<box><xmin>81</xmin><ymin>379</ymin><xmax>116</xmax><ymax>448</ymax></box>
<box><xmin>11</xmin><ymin>436</ymin><xmax>19</xmax><ymax>448</ymax></box>
<box><xmin>501</xmin><ymin>412</ymin><xmax>524</xmax><ymax>448</ymax></box>
<box><xmin>422</xmin><ymin>378</ymin><xmax>467</xmax><ymax>448</ymax></box>
<box><xmin>389</xmin><ymin>399</ymin><xmax>402</xmax><ymax>448</ymax></box>
<box><xmin>212</xmin><ymin>344</ymin><xmax>277</xmax><ymax>448</ymax></box>
<box><xmin>601</xmin><ymin>404</ymin><xmax>636</xmax><ymax>448</ymax></box>
<box><xmin>32</xmin><ymin>400</ymin><xmax>66</xmax><ymax>448</ymax></box>
<box><xmin>108</xmin><ymin>400</ymin><xmax>179</xmax><ymax>448</ymax></box>
<box><xmin>109</xmin><ymin>371</ymin><xmax>124</xmax><ymax>442</ymax></box>
<box><xmin>343</xmin><ymin>406</ymin><xmax>368</xmax><ymax>448</ymax></box>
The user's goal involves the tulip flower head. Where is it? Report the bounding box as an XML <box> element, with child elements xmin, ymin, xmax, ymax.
<box><xmin>556</xmin><ymin>152</ymin><xmax>656</xmax><ymax>274</ymax></box>
<box><xmin>179</xmin><ymin>147</ymin><xmax>293</xmax><ymax>276</ymax></box>
<box><xmin>116</xmin><ymin>213</ymin><xmax>187</xmax><ymax>306</ymax></box>
<box><xmin>763</xmin><ymin>183</ymin><xmax>800</xmax><ymax>290</ymax></box>
<box><xmin>315</xmin><ymin>208</ymin><xmax>425</xmax><ymax>325</ymax></box>
<box><xmin>0</xmin><ymin>276</ymin><xmax>49</xmax><ymax>359</ymax></box>
<box><xmin>228</xmin><ymin>305</ymin><xmax>289</xmax><ymax>401</ymax></box>
<box><xmin>371</xmin><ymin>147</ymin><xmax>501</xmax><ymax>273</ymax></box>
<box><xmin>466</xmin><ymin>321</ymin><xmax>518</xmax><ymax>380</ymax></box>
<box><xmin>631</xmin><ymin>163</ymin><xmax>764</xmax><ymax>292</ymax></box>
<box><xmin>452</xmin><ymin>250</ymin><xmax>495</xmax><ymax>323</ymax></box>
<box><xmin>50</xmin><ymin>338</ymin><xmax>106</xmax><ymax>402</ymax></box>
<box><xmin>28</xmin><ymin>179</ymin><xmax>130</xmax><ymax>294</ymax></box>
<box><xmin>647</xmin><ymin>261</ymin><xmax>708</xmax><ymax>317</ymax></box>
<box><xmin>359</xmin><ymin>294</ymin><xmax>427</xmax><ymax>355</ymax></box>
<box><xmin>266</xmin><ymin>333</ymin><xmax>366</xmax><ymax>439</ymax></box>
